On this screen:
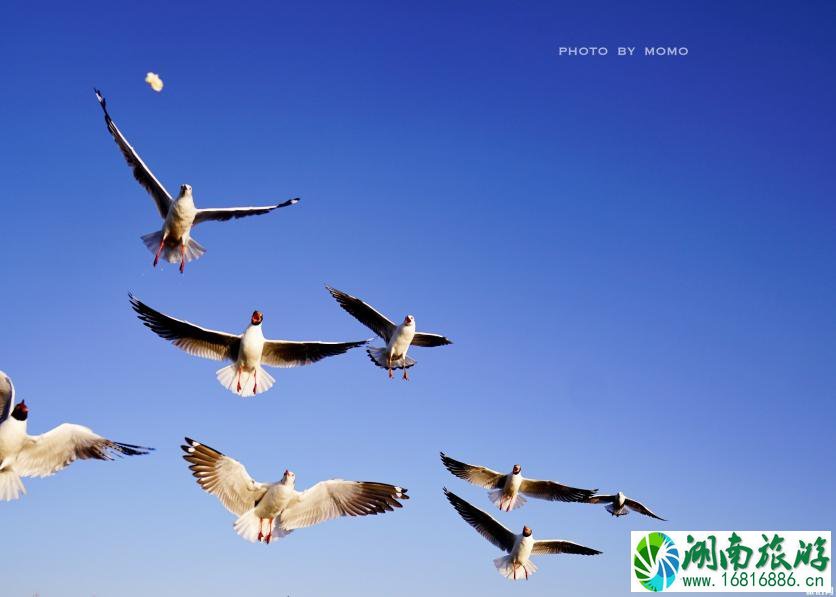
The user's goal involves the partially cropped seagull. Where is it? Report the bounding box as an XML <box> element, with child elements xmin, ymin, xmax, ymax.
<box><xmin>129</xmin><ymin>295</ymin><xmax>367</xmax><ymax>397</ymax></box>
<box><xmin>443</xmin><ymin>488</ymin><xmax>601</xmax><ymax>581</ymax></box>
<box><xmin>586</xmin><ymin>491</ymin><xmax>666</xmax><ymax>520</ymax></box>
<box><xmin>440</xmin><ymin>452</ymin><xmax>596</xmax><ymax>511</ymax></box>
<box><xmin>325</xmin><ymin>286</ymin><xmax>451</xmax><ymax>380</ymax></box>
<box><xmin>0</xmin><ymin>371</ymin><xmax>152</xmax><ymax>501</ymax></box>
<box><xmin>94</xmin><ymin>89</ymin><xmax>300</xmax><ymax>273</ymax></box>
<box><xmin>181</xmin><ymin>437</ymin><xmax>409</xmax><ymax>543</ymax></box>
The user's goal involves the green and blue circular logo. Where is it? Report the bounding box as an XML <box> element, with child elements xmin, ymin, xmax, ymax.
<box><xmin>634</xmin><ymin>532</ymin><xmax>680</xmax><ymax>592</ymax></box>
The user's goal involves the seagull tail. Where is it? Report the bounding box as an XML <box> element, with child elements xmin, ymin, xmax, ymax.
<box><xmin>606</xmin><ymin>503</ymin><xmax>629</xmax><ymax>516</ymax></box>
<box><xmin>233</xmin><ymin>509</ymin><xmax>293</xmax><ymax>543</ymax></box>
<box><xmin>0</xmin><ymin>468</ymin><xmax>26</xmax><ymax>501</ymax></box>
<box><xmin>488</xmin><ymin>489</ymin><xmax>527</xmax><ymax>511</ymax></box>
<box><xmin>494</xmin><ymin>556</ymin><xmax>537</xmax><ymax>581</ymax></box>
<box><xmin>216</xmin><ymin>364</ymin><xmax>275</xmax><ymax>398</ymax></box>
<box><xmin>366</xmin><ymin>347</ymin><xmax>416</xmax><ymax>370</ymax></box>
<box><xmin>140</xmin><ymin>231</ymin><xmax>206</xmax><ymax>264</ymax></box>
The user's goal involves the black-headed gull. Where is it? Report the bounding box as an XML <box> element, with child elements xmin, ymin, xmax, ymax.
<box><xmin>181</xmin><ymin>437</ymin><xmax>409</xmax><ymax>543</ymax></box>
<box><xmin>586</xmin><ymin>491</ymin><xmax>666</xmax><ymax>520</ymax></box>
<box><xmin>94</xmin><ymin>89</ymin><xmax>300</xmax><ymax>273</ymax></box>
<box><xmin>440</xmin><ymin>452</ymin><xmax>596</xmax><ymax>511</ymax></box>
<box><xmin>0</xmin><ymin>371</ymin><xmax>152</xmax><ymax>501</ymax></box>
<box><xmin>129</xmin><ymin>295</ymin><xmax>368</xmax><ymax>397</ymax></box>
<box><xmin>326</xmin><ymin>286</ymin><xmax>451</xmax><ymax>380</ymax></box>
<box><xmin>443</xmin><ymin>488</ymin><xmax>601</xmax><ymax>581</ymax></box>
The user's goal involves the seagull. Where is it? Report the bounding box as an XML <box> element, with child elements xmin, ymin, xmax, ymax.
<box><xmin>440</xmin><ymin>452</ymin><xmax>596</xmax><ymax>511</ymax></box>
<box><xmin>586</xmin><ymin>491</ymin><xmax>666</xmax><ymax>520</ymax></box>
<box><xmin>129</xmin><ymin>295</ymin><xmax>368</xmax><ymax>397</ymax></box>
<box><xmin>443</xmin><ymin>488</ymin><xmax>601</xmax><ymax>581</ymax></box>
<box><xmin>181</xmin><ymin>437</ymin><xmax>409</xmax><ymax>543</ymax></box>
<box><xmin>325</xmin><ymin>286</ymin><xmax>451</xmax><ymax>380</ymax></box>
<box><xmin>0</xmin><ymin>371</ymin><xmax>152</xmax><ymax>501</ymax></box>
<box><xmin>94</xmin><ymin>89</ymin><xmax>300</xmax><ymax>273</ymax></box>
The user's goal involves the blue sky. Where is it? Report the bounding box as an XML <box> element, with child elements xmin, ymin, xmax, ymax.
<box><xmin>1</xmin><ymin>1</ymin><xmax>834</xmax><ymax>595</ymax></box>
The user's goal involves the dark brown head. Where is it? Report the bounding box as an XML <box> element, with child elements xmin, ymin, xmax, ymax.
<box><xmin>11</xmin><ymin>401</ymin><xmax>28</xmax><ymax>421</ymax></box>
<box><xmin>522</xmin><ymin>526</ymin><xmax>532</xmax><ymax>537</ymax></box>
<box><xmin>251</xmin><ymin>311</ymin><xmax>263</xmax><ymax>326</ymax></box>
<box><xmin>512</xmin><ymin>464</ymin><xmax>521</xmax><ymax>475</ymax></box>
<box><xmin>403</xmin><ymin>315</ymin><xmax>415</xmax><ymax>326</ymax></box>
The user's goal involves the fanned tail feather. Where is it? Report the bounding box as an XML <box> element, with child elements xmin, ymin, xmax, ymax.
<box><xmin>0</xmin><ymin>469</ymin><xmax>25</xmax><ymax>501</ymax></box>
<box><xmin>494</xmin><ymin>556</ymin><xmax>537</xmax><ymax>581</ymax></box>
<box><xmin>216</xmin><ymin>364</ymin><xmax>275</xmax><ymax>398</ymax></box>
<box><xmin>233</xmin><ymin>509</ymin><xmax>293</xmax><ymax>543</ymax></box>
<box><xmin>366</xmin><ymin>347</ymin><xmax>416</xmax><ymax>370</ymax></box>
<box><xmin>606</xmin><ymin>504</ymin><xmax>628</xmax><ymax>516</ymax></box>
<box><xmin>488</xmin><ymin>489</ymin><xmax>527</xmax><ymax>511</ymax></box>
<box><xmin>140</xmin><ymin>231</ymin><xmax>206</xmax><ymax>264</ymax></box>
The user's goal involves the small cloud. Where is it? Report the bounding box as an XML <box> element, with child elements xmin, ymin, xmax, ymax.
<box><xmin>145</xmin><ymin>72</ymin><xmax>164</xmax><ymax>92</ymax></box>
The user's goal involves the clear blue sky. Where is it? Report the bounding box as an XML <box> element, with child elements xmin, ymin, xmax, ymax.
<box><xmin>1</xmin><ymin>1</ymin><xmax>834</xmax><ymax>595</ymax></box>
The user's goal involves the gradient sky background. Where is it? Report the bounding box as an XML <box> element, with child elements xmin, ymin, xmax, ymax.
<box><xmin>1</xmin><ymin>1</ymin><xmax>834</xmax><ymax>595</ymax></box>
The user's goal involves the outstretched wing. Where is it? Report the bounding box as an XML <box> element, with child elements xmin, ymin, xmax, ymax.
<box><xmin>585</xmin><ymin>494</ymin><xmax>617</xmax><ymax>505</ymax></box>
<box><xmin>440</xmin><ymin>452</ymin><xmax>506</xmax><ymax>489</ymax></box>
<box><xmin>279</xmin><ymin>480</ymin><xmax>408</xmax><ymax>531</ymax></box>
<box><xmin>0</xmin><ymin>371</ymin><xmax>14</xmax><ymax>424</ymax></box>
<box><xmin>532</xmin><ymin>540</ymin><xmax>602</xmax><ymax>556</ymax></box>
<box><xmin>443</xmin><ymin>488</ymin><xmax>516</xmax><ymax>553</ymax></box>
<box><xmin>325</xmin><ymin>286</ymin><xmax>397</xmax><ymax>342</ymax></box>
<box><xmin>15</xmin><ymin>424</ymin><xmax>151</xmax><ymax>478</ymax></box>
<box><xmin>94</xmin><ymin>89</ymin><xmax>172</xmax><ymax>219</ymax></box>
<box><xmin>193</xmin><ymin>198</ymin><xmax>300</xmax><ymax>225</ymax></box>
<box><xmin>261</xmin><ymin>339</ymin><xmax>367</xmax><ymax>368</ymax></box>
<box><xmin>129</xmin><ymin>294</ymin><xmax>240</xmax><ymax>361</ymax></box>
<box><xmin>180</xmin><ymin>437</ymin><xmax>267</xmax><ymax>516</ymax></box>
<box><xmin>519</xmin><ymin>478</ymin><xmax>597</xmax><ymax>503</ymax></box>
<box><xmin>626</xmin><ymin>497</ymin><xmax>666</xmax><ymax>520</ymax></box>
<box><xmin>411</xmin><ymin>332</ymin><xmax>452</xmax><ymax>347</ymax></box>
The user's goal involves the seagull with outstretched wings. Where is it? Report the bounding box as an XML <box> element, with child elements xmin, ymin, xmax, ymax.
<box><xmin>443</xmin><ymin>488</ymin><xmax>601</xmax><ymax>581</ymax></box>
<box><xmin>0</xmin><ymin>371</ymin><xmax>152</xmax><ymax>501</ymax></box>
<box><xmin>130</xmin><ymin>295</ymin><xmax>368</xmax><ymax>397</ymax></box>
<box><xmin>94</xmin><ymin>89</ymin><xmax>300</xmax><ymax>272</ymax></box>
<box><xmin>440</xmin><ymin>452</ymin><xmax>596</xmax><ymax>511</ymax></box>
<box><xmin>586</xmin><ymin>491</ymin><xmax>666</xmax><ymax>520</ymax></box>
<box><xmin>181</xmin><ymin>437</ymin><xmax>409</xmax><ymax>543</ymax></box>
<box><xmin>326</xmin><ymin>285</ymin><xmax>451</xmax><ymax>380</ymax></box>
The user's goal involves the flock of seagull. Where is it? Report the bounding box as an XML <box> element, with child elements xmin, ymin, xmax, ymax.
<box><xmin>0</xmin><ymin>88</ymin><xmax>666</xmax><ymax>582</ymax></box>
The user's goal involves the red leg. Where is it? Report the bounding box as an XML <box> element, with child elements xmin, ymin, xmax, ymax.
<box><xmin>513</xmin><ymin>562</ymin><xmax>517</xmax><ymax>580</ymax></box>
<box><xmin>403</xmin><ymin>368</ymin><xmax>409</xmax><ymax>381</ymax></box>
<box><xmin>179</xmin><ymin>244</ymin><xmax>186</xmax><ymax>273</ymax></box>
<box><xmin>265</xmin><ymin>518</ymin><xmax>273</xmax><ymax>544</ymax></box>
<box><xmin>236</xmin><ymin>369</ymin><xmax>242</xmax><ymax>393</ymax></box>
<box><xmin>153</xmin><ymin>238</ymin><xmax>165</xmax><ymax>267</ymax></box>
<box><xmin>252</xmin><ymin>370</ymin><xmax>257</xmax><ymax>394</ymax></box>
<box><xmin>524</xmin><ymin>564</ymin><xmax>529</xmax><ymax>580</ymax></box>
<box><xmin>257</xmin><ymin>518</ymin><xmax>264</xmax><ymax>542</ymax></box>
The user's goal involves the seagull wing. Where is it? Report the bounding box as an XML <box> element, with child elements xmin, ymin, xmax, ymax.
<box><xmin>411</xmin><ymin>332</ymin><xmax>452</xmax><ymax>347</ymax></box>
<box><xmin>519</xmin><ymin>478</ymin><xmax>597</xmax><ymax>503</ymax></box>
<box><xmin>94</xmin><ymin>89</ymin><xmax>172</xmax><ymax>219</ymax></box>
<box><xmin>279</xmin><ymin>480</ymin><xmax>408</xmax><ymax>531</ymax></box>
<box><xmin>443</xmin><ymin>488</ymin><xmax>516</xmax><ymax>553</ymax></box>
<box><xmin>261</xmin><ymin>339</ymin><xmax>368</xmax><ymax>368</ymax></box>
<box><xmin>325</xmin><ymin>286</ymin><xmax>397</xmax><ymax>342</ymax></box>
<box><xmin>531</xmin><ymin>540</ymin><xmax>602</xmax><ymax>556</ymax></box>
<box><xmin>439</xmin><ymin>452</ymin><xmax>506</xmax><ymax>489</ymax></box>
<box><xmin>14</xmin><ymin>424</ymin><xmax>151</xmax><ymax>478</ymax></box>
<box><xmin>193</xmin><ymin>198</ymin><xmax>300</xmax><ymax>225</ymax></box>
<box><xmin>180</xmin><ymin>438</ymin><xmax>267</xmax><ymax>516</ymax></box>
<box><xmin>0</xmin><ymin>371</ymin><xmax>14</xmax><ymax>424</ymax></box>
<box><xmin>129</xmin><ymin>294</ymin><xmax>240</xmax><ymax>361</ymax></box>
<box><xmin>585</xmin><ymin>494</ymin><xmax>617</xmax><ymax>505</ymax></box>
<box><xmin>625</xmin><ymin>497</ymin><xmax>666</xmax><ymax>520</ymax></box>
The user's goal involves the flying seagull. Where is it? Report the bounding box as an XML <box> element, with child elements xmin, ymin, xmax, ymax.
<box><xmin>181</xmin><ymin>437</ymin><xmax>409</xmax><ymax>543</ymax></box>
<box><xmin>94</xmin><ymin>89</ymin><xmax>300</xmax><ymax>272</ymax></box>
<box><xmin>325</xmin><ymin>285</ymin><xmax>451</xmax><ymax>380</ymax></box>
<box><xmin>0</xmin><ymin>371</ymin><xmax>152</xmax><ymax>501</ymax></box>
<box><xmin>129</xmin><ymin>295</ymin><xmax>368</xmax><ymax>397</ymax></box>
<box><xmin>440</xmin><ymin>452</ymin><xmax>596</xmax><ymax>511</ymax></box>
<box><xmin>586</xmin><ymin>491</ymin><xmax>666</xmax><ymax>520</ymax></box>
<box><xmin>443</xmin><ymin>488</ymin><xmax>601</xmax><ymax>581</ymax></box>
